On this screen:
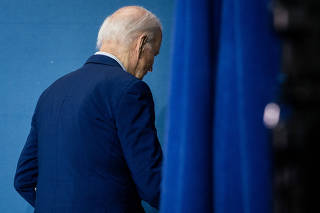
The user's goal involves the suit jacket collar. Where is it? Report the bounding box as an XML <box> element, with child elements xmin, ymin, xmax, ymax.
<box><xmin>85</xmin><ymin>54</ymin><xmax>122</xmax><ymax>69</ymax></box>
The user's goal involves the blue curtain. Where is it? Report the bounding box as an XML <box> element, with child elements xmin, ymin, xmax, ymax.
<box><xmin>160</xmin><ymin>0</ymin><xmax>281</xmax><ymax>212</ymax></box>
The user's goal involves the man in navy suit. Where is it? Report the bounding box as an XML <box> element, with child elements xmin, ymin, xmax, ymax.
<box><xmin>14</xmin><ymin>6</ymin><xmax>163</xmax><ymax>212</ymax></box>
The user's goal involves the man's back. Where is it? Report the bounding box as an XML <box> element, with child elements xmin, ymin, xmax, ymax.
<box><xmin>14</xmin><ymin>55</ymin><xmax>162</xmax><ymax>212</ymax></box>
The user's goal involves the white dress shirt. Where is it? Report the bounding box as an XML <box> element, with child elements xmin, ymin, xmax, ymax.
<box><xmin>94</xmin><ymin>51</ymin><xmax>126</xmax><ymax>71</ymax></box>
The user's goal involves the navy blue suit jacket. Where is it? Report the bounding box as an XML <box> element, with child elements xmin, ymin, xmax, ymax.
<box><xmin>14</xmin><ymin>55</ymin><xmax>163</xmax><ymax>212</ymax></box>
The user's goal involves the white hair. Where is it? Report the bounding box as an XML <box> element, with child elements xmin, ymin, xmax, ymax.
<box><xmin>96</xmin><ymin>6</ymin><xmax>162</xmax><ymax>49</ymax></box>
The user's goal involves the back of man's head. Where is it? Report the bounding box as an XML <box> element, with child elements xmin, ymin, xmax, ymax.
<box><xmin>96</xmin><ymin>6</ymin><xmax>162</xmax><ymax>50</ymax></box>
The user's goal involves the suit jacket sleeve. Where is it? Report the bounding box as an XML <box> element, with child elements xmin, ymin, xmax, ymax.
<box><xmin>14</xmin><ymin>111</ymin><xmax>38</xmax><ymax>207</ymax></box>
<box><xmin>115</xmin><ymin>80</ymin><xmax>163</xmax><ymax>209</ymax></box>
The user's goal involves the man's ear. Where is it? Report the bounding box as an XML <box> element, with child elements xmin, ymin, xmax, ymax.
<box><xmin>136</xmin><ymin>33</ymin><xmax>148</xmax><ymax>59</ymax></box>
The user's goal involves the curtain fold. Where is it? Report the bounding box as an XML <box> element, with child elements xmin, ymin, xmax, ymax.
<box><xmin>160</xmin><ymin>0</ymin><xmax>281</xmax><ymax>212</ymax></box>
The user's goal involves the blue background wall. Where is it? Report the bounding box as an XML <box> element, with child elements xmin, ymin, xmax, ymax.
<box><xmin>0</xmin><ymin>0</ymin><xmax>174</xmax><ymax>212</ymax></box>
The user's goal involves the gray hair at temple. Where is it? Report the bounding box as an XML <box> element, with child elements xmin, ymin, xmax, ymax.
<box><xmin>96</xmin><ymin>6</ymin><xmax>162</xmax><ymax>49</ymax></box>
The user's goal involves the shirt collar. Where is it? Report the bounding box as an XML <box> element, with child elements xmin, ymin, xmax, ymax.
<box><xmin>94</xmin><ymin>51</ymin><xmax>126</xmax><ymax>71</ymax></box>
